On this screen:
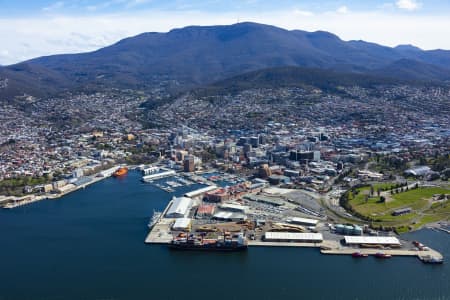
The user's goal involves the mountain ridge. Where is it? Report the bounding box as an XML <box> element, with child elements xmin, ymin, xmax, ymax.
<box><xmin>1</xmin><ymin>22</ymin><xmax>450</xmax><ymax>100</ymax></box>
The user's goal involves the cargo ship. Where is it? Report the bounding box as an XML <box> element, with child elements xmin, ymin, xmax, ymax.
<box><xmin>113</xmin><ymin>167</ymin><xmax>128</xmax><ymax>177</ymax></box>
<box><xmin>169</xmin><ymin>233</ymin><xmax>248</xmax><ymax>251</ymax></box>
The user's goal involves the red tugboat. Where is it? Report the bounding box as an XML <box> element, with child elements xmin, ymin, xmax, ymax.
<box><xmin>352</xmin><ymin>251</ymin><xmax>369</xmax><ymax>258</ymax></box>
<box><xmin>374</xmin><ymin>252</ymin><xmax>392</xmax><ymax>259</ymax></box>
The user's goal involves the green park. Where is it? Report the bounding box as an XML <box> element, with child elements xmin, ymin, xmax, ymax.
<box><xmin>342</xmin><ymin>182</ymin><xmax>450</xmax><ymax>233</ymax></box>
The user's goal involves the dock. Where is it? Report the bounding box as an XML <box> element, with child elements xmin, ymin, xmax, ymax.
<box><xmin>3</xmin><ymin>170</ymin><xmax>115</xmax><ymax>209</ymax></box>
<box><xmin>145</xmin><ymin>200</ymin><xmax>174</xmax><ymax>244</ymax></box>
<box><xmin>321</xmin><ymin>247</ymin><xmax>444</xmax><ymax>261</ymax></box>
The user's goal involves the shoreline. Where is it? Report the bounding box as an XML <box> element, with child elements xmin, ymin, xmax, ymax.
<box><xmin>2</xmin><ymin>165</ymin><xmax>124</xmax><ymax>209</ymax></box>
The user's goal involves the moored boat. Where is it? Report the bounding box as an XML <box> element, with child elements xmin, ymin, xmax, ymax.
<box><xmin>374</xmin><ymin>252</ymin><xmax>392</xmax><ymax>259</ymax></box>
<box><xmin>352</xmin><ymin>251</ymin><xmax>368</xmax><ymax>258</ymax></box>
<box><xmin>113</xmin><ymin>167</ymin><xmax>128</xmax><ymax>177</ymax></box>
<box><xmin>420</xmin><ymin>255</ymin><xmax>444</xmax><ymax>264</ymax></box>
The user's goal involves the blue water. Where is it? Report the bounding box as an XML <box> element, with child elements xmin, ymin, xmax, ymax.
<box><xmin>0</xmin><ymin>171</ymin><xmax>449</xmax><ymax>300</ymax></box>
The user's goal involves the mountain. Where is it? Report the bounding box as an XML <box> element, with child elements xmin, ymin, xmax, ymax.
<box><xmin>1</xmin><ymin>22</ymin><xmax>450</xmax><ymax>100</ymax></box>
<box><xmin>372</xmin><ymin>59</ymin><xmax>450</xmax><ymax>81</ymax></box>
<box><xmin>186</xmin><ymin>66</ymin><xmax>412</xmax><ymax>98</ymax></box>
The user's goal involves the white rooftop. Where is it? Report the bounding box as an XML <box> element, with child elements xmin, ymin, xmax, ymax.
<box><xmin>344</xmin><ymin>236</ymin><xmax>401</xmax><ymax>245</ymax></box>
<box><xmin>172</xmin><ymin>218</ymin><xmax>191</xmax><ymax>229</ymax></box>
<box><xmin>166</xmin><ymin>196</ymin><xmax>192</xmax><ymax>217</ymax></box>
<box><xmin>289</xmin><ymin>217</ymin><xmax>319</xmax><ymax>225</ymax></box>
<box><xmin>265</xmin><ymin>232</ymin><xmax>323</xmax><ymax>242</ymax></box>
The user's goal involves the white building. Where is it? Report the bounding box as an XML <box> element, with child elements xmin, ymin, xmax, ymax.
<box><xmin>264</xmin><ymin>232</ymin><xmax>323</xmax><ymax>243</ymax></box>
<box><xmin>344</xmin><ymin>236</ymin><xmax>401</xmax><ymax>246</ymax></box>
<box><xmin>166</xmin><ymin>196</ymin><xmax>193</xmax><ymax>218</ymax></box>
<box><xmin>219</xmin><ymin>203</ymin><xmax>248</xmax><ymax>214</ymax></box>
<box><xmin>172</xmin><ymin>218</ymin><xmax>192</xmax><ymax>231</ymax></box>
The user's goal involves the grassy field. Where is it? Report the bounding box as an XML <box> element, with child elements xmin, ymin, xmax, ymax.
<box><xmin>347</xmin><ymin>185</ymin><xmax>449</xmax><ymax>230</ymax></box>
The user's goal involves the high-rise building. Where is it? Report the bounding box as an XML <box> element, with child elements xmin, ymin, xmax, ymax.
<box><xmin>184</xmin><ymin>155</ymin><xmax>195</xmax><ymax>172</ymax></box>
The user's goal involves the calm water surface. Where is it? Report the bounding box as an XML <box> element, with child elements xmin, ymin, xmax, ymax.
<box><xmin>0</xmin><ymin>171</ymin><xmax>448</xmax><ymax>300</ymax></box>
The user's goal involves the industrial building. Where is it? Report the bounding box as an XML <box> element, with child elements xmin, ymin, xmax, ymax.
<box><xmin>287</xmin><ymin>217</ymin><xmax>319</xmax><ymax>227</ymax></box>
<box><xmin>166</xmin><ymin>196</ymin><xmax>193</xmax><ymax>218</ymax></box>
<box><xmin>172</xmin><ymin>218</ymin><xmax>192</xmax><ymax>231</ymax></box>
<box><xmin>204</xmin><ymin>188</ymin><xmax>229</xmax><ymax>202</ymax></box>
<box><xmin>196</xmin><ymin>204</ymin><xmax>216</xmax><ymax>218</ymax></box>
<box><xmin>219</xmin><ymin>203</ymin><xmax>248</xmax><ymax>214</ymax></box>
<box><xmin>344</xmin><ymin>236</ymin><xmax>401</xmax><ymax>247</ymax></box>
<box><xmin>335</xmin><ymin>224</ymin><xmax>363</xmax><ymax>236</ymax></box>
<box><xmin>213</xmin><ymin>211</ymin><xmax>247</xmax><ymax>221</ymax></box>
<box><xmin>244</xmin><ymin>194</ymin><xmax>285</xmax><ymax>206</ymax></box>
<box><xmin>264</xmin><ymin>232</ymin><xmax>323</xmax><ymax>243</ymax></box>
<box><xmin>184</xmin><ymin>185</ymin><xmax>218</xmax><ymax>198</ymax></box>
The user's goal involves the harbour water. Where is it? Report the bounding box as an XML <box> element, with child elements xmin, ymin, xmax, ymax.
<box><xmin>0</xmin><ymin>171</ymin><xmax>448</xmax><ymax>300</ymax></box>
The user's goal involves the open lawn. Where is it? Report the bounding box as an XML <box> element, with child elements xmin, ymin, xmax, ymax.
<box><xmin>347</xmin><ymin>185</ymin><xmax>449</xmax><ymax>229</ymax></box>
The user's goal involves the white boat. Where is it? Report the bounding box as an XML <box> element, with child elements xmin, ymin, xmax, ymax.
<box><xmin>148</xmin><ymin>210</ymin><xmax>162</xmax><ymax>229</ymax></box>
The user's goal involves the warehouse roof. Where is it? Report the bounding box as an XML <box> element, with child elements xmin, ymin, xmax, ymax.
<box><xmin>172</xmin><ymin>218</ymin><xmax>191</xmax><ymax>229</ymax></box>
<box><xmin>166</xmin><ymin>196</ymin><xmax>192</xmax><ymax>217</ymax></box>
<box><xmin>344</xmin><ymin>236</ymin><xmax>401</xmax><ymax>245</ymax></box>
<box><xmin>288</xmin><ymin>217</ymin><xmax>319</xmax><ymax>226</ymax></box>
<box><xmin>265</xmin><ymin>232</ymin><xmax>323</xmax><ymax>242</ymax></box>
<box><xmin>184</xmin><ymin>185</ymin><xmax>218</xmax><ymax>198</ymax></box>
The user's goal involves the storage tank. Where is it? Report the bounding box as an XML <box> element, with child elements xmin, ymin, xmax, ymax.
<box><xmin>335</xmin><ymin>224</ymin><xmax>345</xmax><ymax>234</ymax></box>
<box><xmin>352</xmin><ymin>225</ymin><xmax>363</xmax><ymax>236</ymax></box>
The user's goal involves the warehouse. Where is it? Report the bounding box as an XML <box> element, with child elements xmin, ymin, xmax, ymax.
<box><xmin>166</xmin><ymin>196</ymin><xmax>193</xmax><ymax>218</ymax></box>
<box><xmin>344</xmin><ymin>236</ymin><xmax>401</xmax><ymax>247</ymax></box>
<box><xmin>213</xmin><ymin>211</ymin><xmax>247</xmax><ymax>221</ymax></box>
<box><xmin>264</xmin><ymin>232</ymin><xmax>323</xmax><ymax>243</ymax></box>
<box><xmin>196</xmin><ymin>204</ymin><xmax>216</xmax><ymax>218</ymax></box>
<box><xmin>220</xmin><ymin>203</ymin><xmax>248</xmax><ymax>214</ymax></box>
<box><xmin>287</xmin><ymin>217</ymin><xmax>319</xmax><ymax>227</ymax></box>
<box><xmin>184</xmin><ymin>185</ymin><xmax>218</xmax><ymax>198</ymax></box>
<box><xmin>172</xmin><ymin>218</ymin><xmax>192</xmax><ymax>231</ymax></box>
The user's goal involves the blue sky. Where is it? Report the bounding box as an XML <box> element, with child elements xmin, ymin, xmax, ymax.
<box><xmin>1</xmin><ymin>0</ymin><xmax>450</xmax><ymax>64</ymax></box>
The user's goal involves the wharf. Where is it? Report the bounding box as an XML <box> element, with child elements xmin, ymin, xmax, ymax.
<box><xmin>321</xmin><ymin>247</ymin><xmax>444</xmax><ymax>261</ymax></box>
<box><xmin>248</xmin><ymin>240</ymin><xmax>339</xmax><ymax>249</ymax></box>
<box><xmin>145</xmin><ymin>200</ymin><xmax>174</xmax><ymax>244</ymax></box>
<box><xmin>3</xmin><ymin>166</ymin><xmax>119</xmax><ymax>209</ymax></box>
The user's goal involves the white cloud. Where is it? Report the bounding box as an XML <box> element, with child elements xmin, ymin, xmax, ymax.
<box><xmin>0</xmin><ymin>10</ymin><xmax>449</xmax><ymax>65</ymax></box>
<box><xmin>293</xmin><ymin>9</ymin><xmax>314</xmax><ymax>17</ymax></box>
<box><xmin>396</xmin><ymin>0</ymin><xmax>421</xmax><ymax>11</ymax></box>
<box><xmin>42</xmin><ymin>1</ymin><xmax>65</xmax><ymax>12</ymax></box>
<box><xmin>336</xmin><ymin>6</ymin><xmax>349</xmax><ymax>14</ymax></box>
